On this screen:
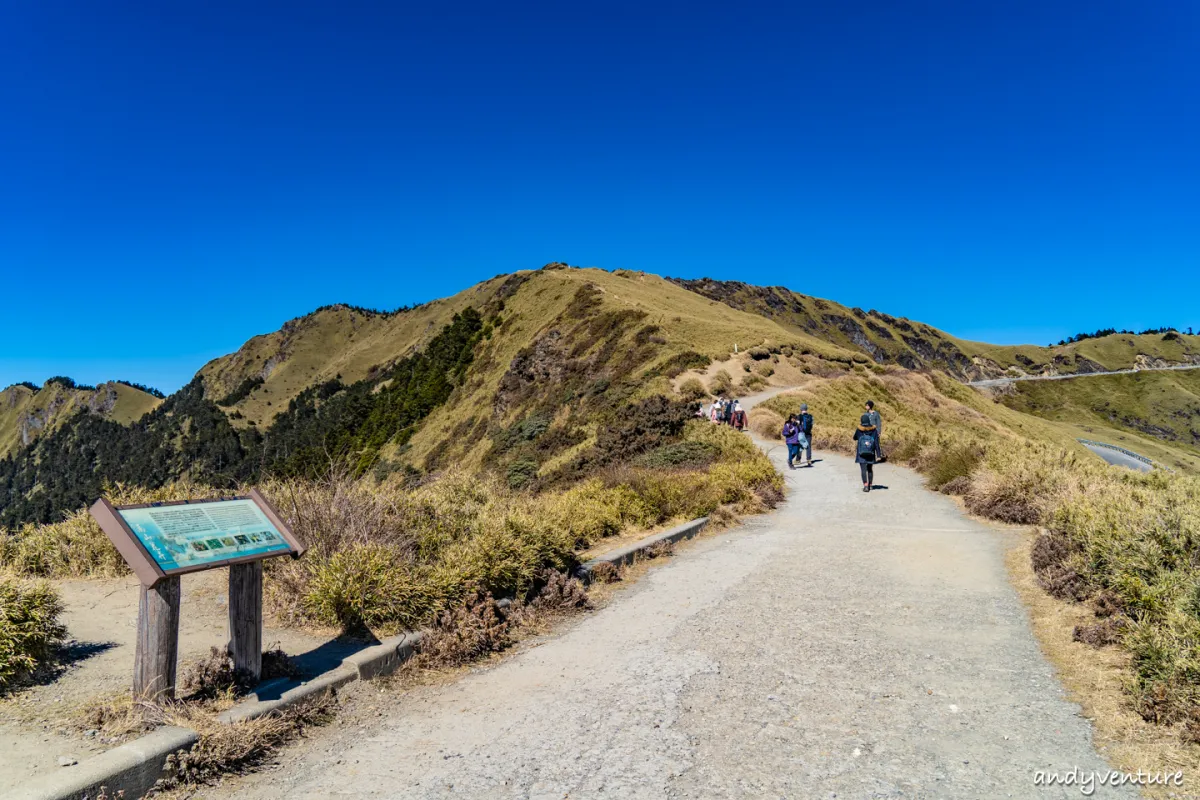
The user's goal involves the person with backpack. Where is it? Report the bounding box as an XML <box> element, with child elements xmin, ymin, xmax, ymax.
<box><xmin>797</xmin><ymin>403</ymin><xmax>814</xmax><ymax>467</ymax></box>
<box><xmin>865</xmin><ymin>400</ymin><xmax>884</xmax><ymax>461</ymax></box>
<box><xmin>854</xmin><ymin>413</ymin><xmax>879</xmax><ymax>492</ymax></box>
<box><xmin>782</xmin><ymin>414</ymin><xmax>802</xmax><ymax>469</ymax></box>
<box><xmin>732</xmin><ymin>401</ymin><xmax>747</xmax><ymax>431</ymax></box>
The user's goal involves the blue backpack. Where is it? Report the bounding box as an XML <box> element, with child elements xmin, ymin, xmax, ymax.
<box><xmin>857</xmin><ymin>431</ymin><xmax>877</xmax><ymax>459</ymax></box>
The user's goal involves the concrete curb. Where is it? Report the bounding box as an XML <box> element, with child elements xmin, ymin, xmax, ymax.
<box><xmin>12</xmin><ymin>725</ymin><xmax>199</xmax><ymax>800</ymax></box>
<box><xmin>576</xmin><ymin>516</ymin><xmax>709</xmax><ymax>583</ymax></box>
<box><xmin>18</xmin><ymin>632</ymin><xmax>425</xmax><ymax>799</ymax></box>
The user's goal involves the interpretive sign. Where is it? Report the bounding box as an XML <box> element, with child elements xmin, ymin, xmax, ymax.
<box><xmin>89</xmin><ymin>488</ymin><xmax>304</xmax><ymax>587</ymax></box>
<box><xmin>88</xmin><ymin>488</ymin><xmax>305</xmax><ymax>702</ymax></box>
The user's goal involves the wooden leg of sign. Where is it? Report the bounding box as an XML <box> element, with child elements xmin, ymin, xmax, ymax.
<box><xmin>132</xmin><ymin>576</ymin><xmax>181</xmax><ymax>707</ymax></box>
<box><xmin>228</xmin><ymin>561</ymin><xmax>263</xmax><ymax>685</ymax></box>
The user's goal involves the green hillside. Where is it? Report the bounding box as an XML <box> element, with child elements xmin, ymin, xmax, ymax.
<box><xmin>672</xmin><ymin>278</ymin><xmax>1200</xmax><ymax>379</ymax></box>
<box><xmin>992</xmin><ymin>369</ymin><xmax>1200</xmax><ymax>471</ymax></box>
<box><xmin>0</xmin><ymin>379</ymin><xmax>162</xmax><ymax>459</ymax></box>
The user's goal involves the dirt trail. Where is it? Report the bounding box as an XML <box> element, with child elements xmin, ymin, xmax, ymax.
<box><xmin>0</xmin><ymin>571</ymin><xmax>350</xmax><ymax>793</ymax></box>
<box><xmin>196</xmin><ymin>401</ymin><xmax>1129</xmax><ymax>799</ymax></box>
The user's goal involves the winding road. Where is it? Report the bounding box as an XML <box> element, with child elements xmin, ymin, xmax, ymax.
<box><xmin>967</xmin><ymin>362</ymin><xmax>1200</xmax><ymax>388</ymax></box>
<box><xmin>199</xmin><ymin>395</ymin><xmax>1127</xmax><ymax>799</ymax></box>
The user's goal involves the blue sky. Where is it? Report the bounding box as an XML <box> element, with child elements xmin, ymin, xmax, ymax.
<box><xmin>2</xmin><ymin>1</ymin><xmax>1197</xmax><ymax>393</ymax></box>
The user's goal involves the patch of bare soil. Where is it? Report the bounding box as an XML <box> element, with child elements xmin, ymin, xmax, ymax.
<box><xmin>0</xmin><ymin>570</ymin><xmax>343</xmax><ymax>795</ymax></box>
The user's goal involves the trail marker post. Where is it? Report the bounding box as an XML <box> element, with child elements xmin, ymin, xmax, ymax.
<box><xmin>89</xmin><ymin>489</ymin><xmax>304</xmax><ymax>705</ymax></box>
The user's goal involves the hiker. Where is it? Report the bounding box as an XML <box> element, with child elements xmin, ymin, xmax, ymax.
<box><xmin>797</xmin><ymin>403</ymin><xmax>814</xmax><ymax>467</ymax></box>
<box><xmin>865</xmin><ymin>401</ymin><xmax>884</xmax><ymax>461</ymax></box>
<box><xmin>709</xmin><ymin>399</ymin><xmax>722</xmax><ymax>423</ymax></box>
<box><xmin>721</xmin><ymin>399</ymin><xmax>733</xmax><ymax>426</ymax></box>
<box><xmin>732</xmin><ymin>401</ymin><xmax>747</xmax><ymax>431</ymax></box>
<box><xmin>854</xmin><ymin>413</ymin><xmax>879</xmax><ymax>492</ymax></box>
<box><xmin>783</xmin><ymin>414</ymin><xmax>802</xmax><ymax>468</ymax></box>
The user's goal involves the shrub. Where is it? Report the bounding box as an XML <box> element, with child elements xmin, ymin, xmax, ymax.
<box><xmin>678</xmin><ymin>378</ymin><xmax>708</xmax><ymax>401</ymax></box>
<box><xmin>925</xmin><ymin>444</ymin><xmax>983</xmax><ymax>491</ymax></box>
<box><xmin>506</xmin><ymin>460</ymin><xmax>539</xmax><ymax>489</ymax></box>
<box><xmin>708</xmin><ymin>369</ymin><xmax>733</xmax><ymax>395</ymax></box>
<box><xmin>637</xmin><ymin>441</ymin><xmax>720</xmax><ymax>469</ymax></box>
<box><xmin>748</xmin><ymin>408</ymin><xmax>784</xmax><ymax>440</ymax></box>
<box><xmin>0</xmin><ymin>575</ymin><xmax>66</xmax><ymax>692</ymax></box>
<box><xmin>300</xmin><ymin>544</ymin><xmax>440</xmax><ymax>632</ymax></box>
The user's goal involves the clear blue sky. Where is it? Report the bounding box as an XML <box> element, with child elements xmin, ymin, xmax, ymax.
<box><xmin>2</xmin><ymin>1</ymin><xmax>1197</xmax><ymax>393</ymax></box>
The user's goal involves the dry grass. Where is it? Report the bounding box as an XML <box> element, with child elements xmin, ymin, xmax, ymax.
<box><xmin>748</xmin><ymin>408</ymin><xmax>784</xmax><ymax>440</ymax></box>
<box><xmin>156</xmin><ymin>691</ymin><xmax>337</xmax><ymax>790</ymax></box>
<box><xmin>259</xmin><ymin>421</ymin><xmax>780</xmax><ymax>634</ymax></box>
<box><xmin>0</xmin><ymin>573</ymin><xmax>65</xmax><ymax>692</ymax></box>
<box><xmin>1005</xmin><ymin>529</ymin><xmax>1200</xmax><ymax>796</ymax></box>
<box><xmin>0</xmin><ymin>480</ymin><xmax>213</xmax><ymax>579</ymax></box>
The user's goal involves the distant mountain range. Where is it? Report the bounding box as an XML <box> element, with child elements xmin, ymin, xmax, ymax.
<box><xmin>3</xmin><ymin>264</ymin><xmax>1198</xmax><ymax>527</ymax></box>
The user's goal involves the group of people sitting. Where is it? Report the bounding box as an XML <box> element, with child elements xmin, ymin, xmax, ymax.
<box><xmin>782</xmin><ymin>400</ymin><xmax>885</xmax><ymax>492</ymax></box>
<box><xmin>705</xmin><ymin>397</ymin><xmax>748</xmax><ymax>431</ymax></box>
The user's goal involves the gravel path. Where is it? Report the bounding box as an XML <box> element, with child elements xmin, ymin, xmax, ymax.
<box><xmin>199</xmin><ymin>438</ymin><xmax>1130</xmax><ymax>799</ymax></box>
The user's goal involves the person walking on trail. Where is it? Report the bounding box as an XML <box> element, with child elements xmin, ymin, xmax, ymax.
<box><xmin>854</xmin><ymin>413</ymin><xmax>879</xmax><ymax>492</ymax></box>
<box><xmin>732</xmin><ymin>401</ymin><xmax>747</xmax><ymax>431</ymax></box>
<box><xmin>783</xmin><ymin>414</ymin><xmax>803</xmax><ymax>469</ymax></box>
<box><xmin>798</xmin><ymin>403</ymin><xmax>814</xmax><ymax>467</ymax></box>
<box><xmin>865</xmin><ymin>401</ymin><xmax>884</xmax><ymax>461</ymax></box>
<box><xmin>709</xmin><ymin>399</ymin><xmax>721</xmax><ymax>423</ymax></box>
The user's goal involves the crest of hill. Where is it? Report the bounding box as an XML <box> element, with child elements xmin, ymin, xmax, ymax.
<box><xmin>0</xmin><ymin>380</ymin><xmax>162</xmax><ymax>459</ymax></box>
<box><xmin>396</xmin><ymin>266</ymin><xmax>858</xmax><ymax>473</ymax></box>
<box><xmin>197</xmin><ymin>273</ymin><xmax>534</xmax><ymax>427</ymax></box>
<box><xmin>198</xmin><ymin>266</ymin><xmax>857</xmax><ymax>430</ymax></box>
<box><xmin>672</xmin><ymin>278</ymin><xmax>1200</xmax><ymax>379</ymax></box>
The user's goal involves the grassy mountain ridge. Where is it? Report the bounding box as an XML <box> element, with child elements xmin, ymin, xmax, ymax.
<box><xmin>3</xmin><ymin>264</ymin><xmax>1197</xmax><ymax>529</ymax></box>
<box><xmin>0</xmin><ymin>380</ymin><xmax>161</xmax><ymax>459</ymax></box>
<box><xmin>671</xmin><ymin>277</ymin><xmax>1200</xmax><ymax>379</ymax></box>
<box><xmin>197</xmin><ymin>273</ymin><xmax>529</xmax><ymax>428</ymax></box>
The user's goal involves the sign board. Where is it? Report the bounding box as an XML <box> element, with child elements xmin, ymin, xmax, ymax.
<box><xmin>89</xmin><ymin>488</ymin><xmax>304</xmax><ymax>587</ymax></box>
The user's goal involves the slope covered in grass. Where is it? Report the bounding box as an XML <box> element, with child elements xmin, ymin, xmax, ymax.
<box><xmin>994</xmin><ymin>369</ymin><xmax>1200</xmax><ymax>470</ymax></box>
<box><xmin>673</xmin><ymin>277</ymin><xmax>1200</xmax><ymax>380</ymax></box>
<box><xmin>0</xmin><ymin>380</ymin><xmax>162</xmax><ymax>459</ymax></box>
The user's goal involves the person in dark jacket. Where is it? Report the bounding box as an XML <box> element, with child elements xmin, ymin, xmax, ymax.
<box><xmin>853</xmin><ymin>413</ymin><xmax>879</xmax><ymax>492</ymax></box>
<box><xmin>798</xmin><ymin>403</ymin><xmax>814</xmax><ymax>467</ymax></box>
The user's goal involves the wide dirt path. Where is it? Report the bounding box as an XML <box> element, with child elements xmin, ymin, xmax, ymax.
<box><xmin>201</xmin><ymin>438</ymin><xmax>1128</xmax><ymax>798</ymax></box>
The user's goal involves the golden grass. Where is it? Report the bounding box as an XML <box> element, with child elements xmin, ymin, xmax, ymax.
<box><xmin>1005</xmin><ymin>528</ymin><xmax>1200</xmax><ymax>795</ymax></box>
<box><xmin>0</xmin><ymin>573</ymin><xmax>65</xmax><ymax>692</ymax></box>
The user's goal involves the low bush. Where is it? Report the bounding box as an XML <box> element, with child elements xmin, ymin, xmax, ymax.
<box><xmin>678</xmin><ymin>377</ymin><xmax>708</xmax><ymax>401</ymax></box>
<box><xmin>0</xmin><ymin>575</ymin><xmax>66</xmax><ymax>692</ymax></box>
<box><xmin>708</xmin><ymin>369</ymin><xmax>733</xmax><ymax>394</ymax></box>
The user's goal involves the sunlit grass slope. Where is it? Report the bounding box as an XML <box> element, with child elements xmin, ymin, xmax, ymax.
<box><xmin>0</xmin><ymin>381</ymin><xmax>162</xmax><ymax>458</ymax></box>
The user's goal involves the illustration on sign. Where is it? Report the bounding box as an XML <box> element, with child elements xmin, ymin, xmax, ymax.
<box><xmin>116</xmin><ymin>498</ymin><xmax>291</xmax><ymax>573</ymax></box>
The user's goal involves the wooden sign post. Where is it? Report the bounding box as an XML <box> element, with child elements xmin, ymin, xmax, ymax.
<box><xmin>90</xmin><ymin>489</ymin><xmax>304</xmax><ymax>705</ymax></box>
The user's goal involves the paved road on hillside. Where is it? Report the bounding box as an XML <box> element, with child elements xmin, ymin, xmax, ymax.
<box><xmin>1079</xmin><ymin>441</ymin><xmax>1155</xmax><ymax>473</ymax></box>
<box><xmin>202</xmin><ymin>418</ymin><xmax>1128</xmax><ymax>798</ymax></box>
<box><xmin>967</xmin><ymin>362</ymin><xmax>1200</xmax><ymax>387</ymax></box>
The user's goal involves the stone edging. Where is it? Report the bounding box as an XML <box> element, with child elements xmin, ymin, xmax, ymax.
<box><xmin>575</xmin><ymin>516</ymin><xmax>709</xmax><ymax>582</ymax></box>
<box><xmin>13</xmin><ymin>632</ymin><xmax>424</xmax><ymax>800</ymax></box>
<box><xmin>17</xmin><ymin>515</ymin><xmax>710</xmax><ymax>799</ymax></box>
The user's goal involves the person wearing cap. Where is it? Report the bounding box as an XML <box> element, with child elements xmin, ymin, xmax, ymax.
<box><xmin>865</xmin><ymin>400</ymin><xmax>883</xmax><ymax>461</ymax></box>
<box><xmin>853</xmin><ymin>413</ymin><xmax>880</xmax><ymax>492</ymax></box>
<box><xmin>797</xmin><ymin>403</ymin><xmax>814</xmax><ymax>466</ymax></box>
